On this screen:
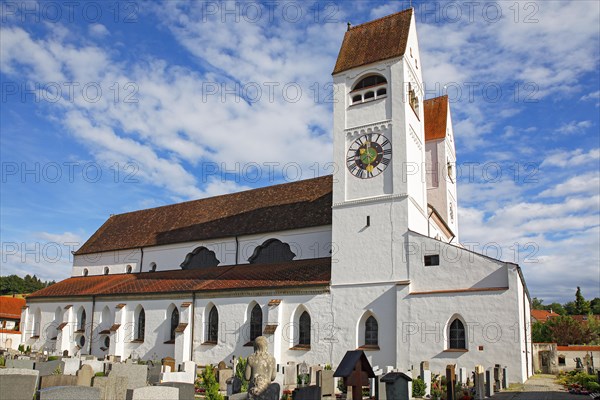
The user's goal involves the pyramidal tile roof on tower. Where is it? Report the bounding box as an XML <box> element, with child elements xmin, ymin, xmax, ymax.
<box><xmin>333</xmin><ymin>8</ymin><xmax>413</xmax><ymax>74</ymax></box>
<box><xmin>424</xmin><ymin>95</ymin><xmax>449</xmax><ymax>141</ymax></box>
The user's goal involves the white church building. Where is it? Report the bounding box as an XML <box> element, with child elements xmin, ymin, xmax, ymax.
<box><xmin>23</xmin><ymin>9</ymin><xmax>533</xmax><ymax>384</ymax></box>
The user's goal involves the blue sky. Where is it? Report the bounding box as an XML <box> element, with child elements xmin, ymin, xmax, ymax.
<box><xmin>1</xmin><ymin>0</ymin><xmax>599</xmax><ymax>304</ymax></box>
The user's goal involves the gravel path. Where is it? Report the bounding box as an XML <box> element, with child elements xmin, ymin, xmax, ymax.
<box><xmin>492</xmin><ymin>374</ymin><xmax>588</xmax><ymax>400</ymax></box>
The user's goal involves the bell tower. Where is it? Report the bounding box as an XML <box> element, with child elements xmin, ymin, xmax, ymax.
<box><xmin>331</xmin><ymin>9</ymin><xmax>429</xmax><ymax>285</ymax></box>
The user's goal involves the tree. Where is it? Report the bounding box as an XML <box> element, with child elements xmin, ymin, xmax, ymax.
<box><xmin>546</xmin><ymin>315</ymin><xmax>596</xmax><ymax>345</ymax></box>
<box><xmin>590</xmin><ymin>298</ymin><xmax>600</xmax><ymax>315</ymax></box>
<box><xmin>546</xmin><ymin>302</ymin><xmax>566</xmax><ymax>315</ymax></box>
<box><xmin>0</xmin><ymin>274</ymin><xmax>53</xmax><ymax>295</ymax></box>
<box><xmin>564</xmin><ymin>301</ymin><xmax>577</xmax><ymax>315</ymax></box>
<box><xmin>531</xmin><ymin>321</ymin><xmax>552</xmax><ymax>343</ymax></box>
<box><xmin>532</xmin><ymin>297</ymin><xmax>545</xmax><ymax>310</ymax></box>
<box><xmin>575</xmin><ymin>287</ymin><xmax>591</xmax><ymax>315</ymax></box>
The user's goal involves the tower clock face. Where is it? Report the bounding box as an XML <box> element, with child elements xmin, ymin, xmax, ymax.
<box><xmin>346</xmin><ymin>133</ymin><xmax>392</xmax><ymax>179</ymax></box>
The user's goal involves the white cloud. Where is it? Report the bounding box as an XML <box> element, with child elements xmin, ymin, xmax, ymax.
<box><xmin>555</xmin><ymin>120</ymin><xmax>593</xmax><ymax>135</ymax></box>
<box><xmin>539</xmin><ymin>172</ymin><xmax>600</xmax><ymax>198</ymax></box>
<box><xmin>88</xmin><ymin>23</ymin><xmax>110</xmax><ymax>38</ymax></box>
<box><xmin>541</xmin><ymin>148</ymin><xmax>600</xmax><ymax>168</ymax></box>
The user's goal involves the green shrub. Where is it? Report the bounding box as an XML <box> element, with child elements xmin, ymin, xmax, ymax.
<box><xmin>235</xmin><ymin>356</ymin><xmax>249</xmax><ymax>392</ymax></box>
<box><xmin>585</xmin><ymin>381</ymin><xmax>600</xmax><ymax>392</ymax></box>
<box><xmin>201</xmin><ymin>364</ymin><xmax>223</xmax><ymax>400</ymax></box>
<box><xmin>0</xmin><ymin>355</ymin><xmax>5</xmax><ymax>367</ymax></box>
<box><xmin>47</xmin><ymin>356</ymin><xmax>59</xmax><ymax>361</ymax></box>
<box><xmin>412</xmin><ymin>377</ymin><xmax>426</xmax><ymax>397</ymax></box>
<box><xmin>95</xmin><ymin>372</ymin><xmax>106</xmax><ymax>377</ymax></box>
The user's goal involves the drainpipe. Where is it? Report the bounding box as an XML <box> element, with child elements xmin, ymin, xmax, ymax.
<box><xmin>88</xmin><ymin>295</ymin><xmax>96</xmax><ymax>355</ymax></box>
<box><xmin>190</xmin><ymin>292</ymin><xmax>196</xmax><ymax>362</ymax></box>
<box><xmin>139</xmin><ymin>247</ymin><xmax>144</xmax><ymax>273</ymax></box>
<box><xmin>235</xmin><ymin>236</ymin><xmax>239</xmax><ymax>264</ymax></box>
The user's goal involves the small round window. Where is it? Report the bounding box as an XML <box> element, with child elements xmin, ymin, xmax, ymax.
<box><xmin>104</xmin><ymin>336</ymin><xmax>110</xmax><ymax>348</ymax></box>
<box><xmin>78</xmin><ymin>335</ymin><xmax>86</xmax><ymax>347</ymax></box>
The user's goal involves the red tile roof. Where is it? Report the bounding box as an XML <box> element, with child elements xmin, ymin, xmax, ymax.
<box><xmin>531</xmin><ymin>309</ymin><xmax>560</xmax><ymax>322</ymax></box>
<box><xmin>0</xmin><ymin>297</ymin><xmax>25</xmax><ymax>319</ymax></box>
<box><xmin>571</xmin><ymin>315</ymin><xmax>600</xmax><ymax>324</ymax></box>
<box><xmin>333</xmin><ymin>9</ymin><xmax>413</xmax><ymax>74</ymax></box>
<box><xmin>424</xmin><ymin>95</ymin><xmax>448</xmax><ymax>141</ymax></box>
<box><xmin>27</xmin><ymin>258</ymin><xmax>331</xmax><ymax>298</ymax></box>
<box><xmin>76</xmin><ymin>176</ymin><xmax>332</xmax><ymax>255</ymax></box>
<box><xmin>557</xmin><ymin>345</ymin><xmax>600</xmax><ymax>352</ymax></box>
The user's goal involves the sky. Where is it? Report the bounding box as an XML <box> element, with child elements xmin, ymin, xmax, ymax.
<box><xmin>1</xmin><ymin>0</ymin><xmax>599</xmax><ymax>304</ymax></box>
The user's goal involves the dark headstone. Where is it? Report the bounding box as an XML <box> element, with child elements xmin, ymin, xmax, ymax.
<box><xmin>36</xmin><ymin>360</ymin><xmax>66</xmax><ymax>376</ymax></box>
<box><xmin>293</xmin><ymin>385</ymin><xmax>320</xmax><ymax>400</ymax></box>
<box><xmin>38</xmin><ymin>386</ymin><xmax>102</xmax><ymax>400</ymax></box>
<box><xmin>485</xmin><ymin>369</ymin><xmax>493</xmax><ymax>397</ymax></box>
<box><xmin>380</xmin><ymin>372</ymin><xmax>412</xmax><ymax>400</ymax></box>
<box><xmin>0</xmin><ymin>373</ymin><xmax>39</xmax><ymax>400</ymax></box>
<box><xmin>148</xmin><ymin>364</ymin><xmax>162</xmax><ymax>384</ymax></box>
<box><xmin>502</xmin><ymin>367</ymin><xmax>507</xmax><ymax>389</ymax></box>
<box><xmin>333</xmin><ymin>350</ymin><xmax>375</xmax><ymax>400</ymax></box>
<box><xmin>446</xmin><ymin>364</ymin><xmax>456</xmax><ymax>400</ymax></box>
<box><xmin>227</xmin><ymin>375</ymin><xmax>242</xmax><ymax>394</ymax></box>
<box><xmin>63</xmin><ymin>350</ymin><xmax>69</xmax><ymax>357</ymax></box>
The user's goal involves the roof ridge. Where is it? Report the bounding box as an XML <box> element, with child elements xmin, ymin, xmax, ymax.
<box><xmin>349</xmin><ymin>8</ymin><xmax>413</xmax><ymax>31</ymax></box>
<box><xmin>109</xmin><ymin>174</ymin><xmax>333</xmax><ymax>218</ymax></box>
<box><xmin>424</xmin><ymin>94</ymin><xmax>449</xmax><ymax>102</ymax></box>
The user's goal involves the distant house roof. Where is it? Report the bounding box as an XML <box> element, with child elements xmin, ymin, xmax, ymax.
<box><xmin>333</xmin><ymin>9</ymin><xmax>413</xmax><ymax>74</ymax></box>
<box><xmin>557</xmin><ymin>345</ymin><xmax>600</xmax><ymax>352</ymax></box>
<box><xmin>424</xmin><ymin>95</ymin><xmax>448</xmax><ymax>141</ymax></box>
<box><xmin>531</xmin><ymin>309</ymin><xmax>560</xmax><ymax>322</ymax></box>
<box><xmin>27</xmin><ymin>257</ymin><xmax>331</xmax><ymax>299</ymax></box>
<box><xmin>75</xmin><ymin>175</ymin><xmax>332</xmax><ymax>255</ymax></box>
<box><xmin>571</xmin><ymin>315</ymin><xmax>600</xmax><ymax>324</ymax></box>
<box><xmin>0</xmin><ymin>297</ymin><xmax>26</xmax><ymax>319</ymax></box>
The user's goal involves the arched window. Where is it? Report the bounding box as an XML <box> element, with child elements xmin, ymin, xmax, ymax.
<box><xmin>248</xmin><ymin>239</ymin><xmax>296</xmax><ymax>264</ymax></box>
<box><xmin>170</xmin><ymin>308</ymin><xmax>179</xmax><ymax>341</ymax></box>
<box><xmin>136</xmin><ymin>308</ymin><xmax>145</xmax><ymax>341</ymax></box>
<box><xmin>353</xmin><ymin>75</ymin><xmax>387</xmax><ymax>90</ymax></box>
<box><xmin>299</xmin><ymin>311</ymin><xmax>311</xmax><ymax>346</ymax></box>
<box><xmin>377</xmin><ymin>88</ymin><xmax>387</xmax><ymax>96</ymax></box>
<box><xmin>83</xmin><ymin>268</ymin><xmax>88</xmax><ymax>277</ymax></box>
<box><xmin>449</xmin><ymin>318</ymin><xmax>466</xmax><ymax>349</ymax></box>
<box><xmin>104</xmin><ymin>267</ymin><xmax>109</xmax><ymax>275</ymax></box>
<box><xmin>365</xmin><ymin>316</ymin><xmax>378</xmax><ymax>346</ymax></box>
<box><xmin>126</xmin><ymin>265</ymin><xmax>132</xmax><ymax>273</ymax></box>
<box><xmin>79</xmin><ymin>309</ymin><xmax>86</xmax><ymax>332</ymax></box>
<box><xmin>364</xmin><ymin>91</ymin><xmax>375</xmax><ymax>100</ymax></box>
<box><xmin>181</xmin><ymin>247</ymin><xmax>220</xmax><ymax>269</ymax></box>
<box><xmin>250</xmin><ymin>304</ymin><xmax>262</xmax><ymax>341</ymax></box>
<box><xmin>149</xmin><ymin>262</ymin><xmax>157</xmax><ymax>272</ymax></box>
<box><xmin>352</xmin><ymin>94</ymin><xmax>362</xmax><ymax>104</ymax></box>
<box><xmin>208</xmin><ymin>306</ymin><xmax>218</xmax><ymax>343</ymax></box>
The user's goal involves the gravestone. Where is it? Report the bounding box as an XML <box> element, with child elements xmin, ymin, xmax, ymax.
<box><xmin>5</xmin><ymin>338</ymin><xmax>13</xmax><ymax>348</ymax></box>
<box><xmin>317</xmin><ymin>369</ymin><xmax>335</xmax><ymax>399</ymax></box>
<box><xmin>419</xmin><ymin>361</ymin><xmax>429</xmax><ymax>378</ymax></box>
<box><xmin>485</xmin><ymin>368</ymin><xmax>493</xmax><ymax>397</ymax></box>
<box><xmin>446</xmin><ymin>364</ymin><xmax>456</xmax><ymax>400</ymax></box>
<box><xmin>127</xmin><ymin>386</ymin><xmax>179</xmax><ymax>400</ymax></box>
<box><xmin>0</xmin><ymin>369</ymin><xmax>40</xmax><ymax>400</ymax></box>
<box><xmin>36</xmin><ymin>360</ymin><xmax>66</xmax><ymax>376</ymax></box>
<box><xmin>158</xmin><ymin>382</ymin><xmax>196</xmax><ymax>400</ymax></box>
<box><xmin>63</xmin><ymin>358</ymin><xmax>81</xmax><ymax>375</ymax></box>
<box><xmin>422</xmin><ymin>369</ymin><xmax>432</xmax><ymax>397</ymax></box>
<box><xmin>298</xmin><ymin>362</ymin><xmax>309</xmax><ymax>386</ymax></box>
<box><xmin>293</xmin><ymin>385</ymin><xmax>320</xmax><ymax>399</ymax></box>
<box><xmin>284</xmin><ymin>362</ymin><xmax>297</xmax><ymax>390</ymax></box>
<box><xmin>63</xmin><ymin>350</ymin><xmax>69</xmax><ymax>357</ymax></box>
<box><xmin>333</xmin><ymin>350</ymin><xmax>375</xmax><ymax>400</ymax></box>
<box><xmin>310</xmin><ymin>365</ymin><xmax>323</xmax><ymax>385</ymax></box>
<box><xmin>226</xmin><ymin>375</ymin><xmax>242</xmax><ymax>395</ymax></box>
<box><xmin>376</xmin><ymin>375</ymin><xmax>387</xmax><ymax>400</ymax></box>
<box><xmin>148</xmin><ymin>364</ymin><xmax>162</xmax><ymax>384</ymax></box>
<box><xmin>474</xmin><ymin>365</ymin><xmax>485</xmax><ymax>400</ymax></box>
<box><xmin>502</xmin><ymin>367</ymin><xmax>507</xmax><ymax>389</ymax></box>
<box><xmin>38</xmin><ymin>386</ymin><xmax>101</xmax><ymax>400</ymax></box>
<box><xmin>380</xmin><ymin>372</ymin><xmax>412</xmax><ymax>400</ymax></box>
<box><xmin>218</xmin><ymin>368</ymin><xmax>233</xmax><ymax>391</ymax></box>
<box><xmin>494</xmin><ymin>364</ymin><xmax>502</xmax><ymax>392</ymax></box>
<box><xmin>77</xmin><ymin>364</ymin><xmax>94</xmax><ymax>386</ymax></box>
<box><xmin>6</xmin><ymin>358</ymin><xmax>35</xmax><ymax>369</ymax></box>
<box><xmin>459</xmin><ymin>367</ymin><xmax>467</xmax><ymax>384</ymax></box>
<box><xmin>218</xmin><ymin>361</ymin><xmax>227</xmax><ymax>370</ymax></box>
<box><xmin>40</xmin><ymin>374</ymin><xmax>78</xmax><ymax>388</ymax></box>
<box><xmin>82</xmin><ymin>359</ymin><xmax>105</xmax><ymax>374</ymax></box>
<box><xmin>110</xmin><ymin>363</ymin><xmax>148</xmax><ymax>389</ymax></box>
<box><xmin>93</xmin><ymin>375</ymin><xmax>128</xmax><ymax>400</ymax></box>
<box><xmin>161</xmin><ymin>360</ymin><xmax>196</xmax><ymax>384</ymax></box>
<box><xmin>162</xmin><ymin>357</ymin><xmax>176</xmax><ymax>372</ymax></box>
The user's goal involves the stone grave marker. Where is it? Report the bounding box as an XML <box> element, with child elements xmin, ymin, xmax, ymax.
<box><xmin>110</xmin><ymin>362</ymin><xmax>148</xmax><ymax>389</ymax></box>
<box><xmin>77</xmin><ymin>364</ymin><xmax>94</xmax><ymax>386</ymax></box>
<box><xmin>82</xmin><ymin>359</ymin><xmax>105</xmax><ymax>374</ymax></box>
<box><xmin>158</xmin><ymin>382</ymin><xmax>195</xmax><ymax>400</ymax></box>
<box><xmin>6</xmin><ymin>358</ymin><xmax>35</xmax><ymax>369</ymax></box>
<box><xmin>474</xmin><ymin>365</ymin><xmax>485</xmax><ymax>400</ymax></box>
<box><xmin>298</xmin><ymin>361</ymin><xmax>309</xmax><ymax>386</ymax></box>
<box><xmin>127</xmin><ymin>385</ymin><xmax>179</xmax><ymax>400</ymax></box>
<box><xmin>446</xmin><ymin>364</ymin><xmax>456</xmax><ymax>400</ymax></box>
<box><xmin>63</xmin><ymin>357</ymin><xmax>81</xmax><ymax>375</ymax></box>
<box><xmin>0</xmin><ymin>369</ymin><xmax>40</xmax><ymax>400</ymax></box>
<box><xmin>218</xmin><ymin>368</ymin><xmax>233</xmax><ymax>391</ymax></box>
<box><xmin>5</xmin><ymin>338</ymin><xmax>13</xmax><ymax>348</ymax></box>
<box><xmin>162</xmin><ymin>357</ymin><xmax>176</xmax><ymax>372</ymax></box>
<box><xmin>35</xmin><ymin>359</ymin><xmax>66</xmax><ymax>376</ymax></box>
<box><xmin>293</xmin><ymin>385</ymin><xmax>320</xmax><ymax>400</ymax></box>
<box><xmin>502</xmin><ymin>367</ymin><xmax>508</xmax><ymax>389</ymax></box>
<box><xmin>39</xmin><ymin>386</ymin><xmax>101</xmax><ymax>400</ymax></box>
<box><xmin>310</xmin><ymin>365</ymin><xmax>323</xmax><ymax>385</ymax></box>
<box><xmin>333</xmin><ymin>350</ymin><xmax>375</xmax><ymax>400</ymax></box>
<box><xmin>459</xmin><ymin>367</ymin><xmax>467</xmax><ymax>384</ymax></box>
<box><xmin>226</xmin><ymin>375</ymin><xmax>242</xmax><ymax>396</ymax></box>
<box><xmin>380</xmin><ymin>372</ymin><xmax>412</xmax><ymax>400</ymax></box>
<box><xmin>422</xmin><ymin>369</ymin><xmax>432</xmax><ymax>397</ymax></box>
<box><xmin>284</xmin><ymin>361</ymin><xmax>297</xmax><ymax>390</ymax></box>
<box><xmin>40</xmin><ymin>374</ymin><xmax>78</xmax><ymax>388</ymax></box>
<box><xmin>93</xmin><ymin>375</ymin><xmax>128</xmax><ymax>400</ymax></box>
<box><xmin>148</xmin><ymin>363</ymin><xmax>162</xmax><ymax>384</ymax></box>
<box><xmin>318</xmin><ymin>369</ymin><xmax>335</xmax><ymax>399</ymax></box>
<box><xmin>485</xmin><ymin>368</ymin><xmax>493</xmax><ymax>397</ymax></box>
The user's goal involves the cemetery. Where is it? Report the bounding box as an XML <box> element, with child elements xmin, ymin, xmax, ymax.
<box><xmin>0</xmin><ymin>334</ymin><xmax>529</xmax><ymax>399</ymax></box>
